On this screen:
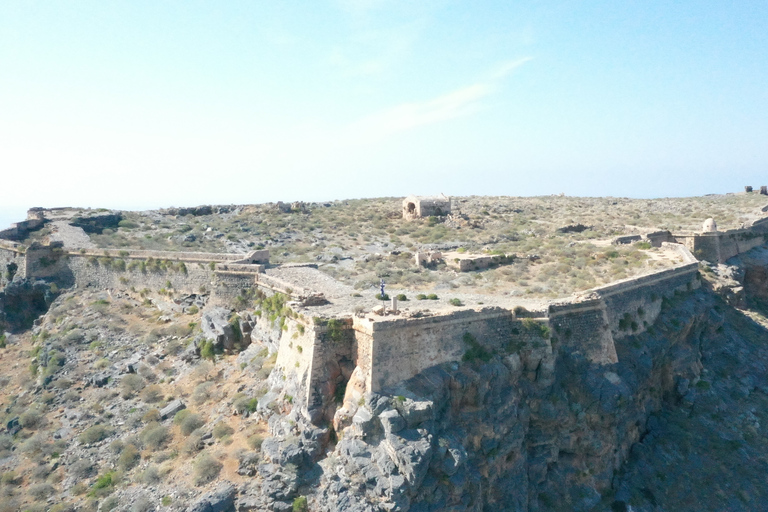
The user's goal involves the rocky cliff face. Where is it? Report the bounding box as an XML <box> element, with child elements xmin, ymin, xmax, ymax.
<box><xmin>248</xmin><ymin>288</ymin><xmax>722</xmax><ymax>511</ymax></box>
<box><xmin>0</xmin><ymin>278</ymin><xmax>57</xmax><ymax>332</ymax></box>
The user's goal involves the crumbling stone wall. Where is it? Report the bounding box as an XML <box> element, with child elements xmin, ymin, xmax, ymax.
<box><xmin>0</xmin><ymin>244</ymin><xmax>24</xmax><ymax>287</ymax></box>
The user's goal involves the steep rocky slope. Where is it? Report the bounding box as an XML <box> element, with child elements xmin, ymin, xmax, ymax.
<box><xmin>3</xmin><ymin>260</ymin><xmax>768</xmax><ymax>511</ymax></box>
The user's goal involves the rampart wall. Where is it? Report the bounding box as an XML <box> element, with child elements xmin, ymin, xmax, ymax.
<box><xmin>345</xmin><ymin>243</ymin><xmax>702</xmax><ymax>397</ymax></box>
<box><xmin>0</xmin><ymin>243</ymin><xmax>266</xmax><ymax>305</ymax></box>
<box><xmin>675</xmin><ymin>217</ymin><xmax>768</xmax><ymax>264</ymax></box>
<box><xmin>353</xmin><ymin>308</ymin><xmax>550</xmax><ymax>393</ymax></box>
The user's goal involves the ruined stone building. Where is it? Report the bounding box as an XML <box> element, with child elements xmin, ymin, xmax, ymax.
<box><xmin>402</xmin><ymin>194</ymin><xmax>451</xmax><ymax>220</ymax></box>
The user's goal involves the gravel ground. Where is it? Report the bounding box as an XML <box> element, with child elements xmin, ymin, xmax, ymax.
<box><xmin>48</xmin><ymin>220</ymin><xmax>97</xmax><ymax>249</ymax></box>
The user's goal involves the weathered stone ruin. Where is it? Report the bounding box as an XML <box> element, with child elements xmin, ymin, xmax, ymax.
<box><xmin>402</xmin><ymin>194</ymin><xmax>451</xmax><ymax>220</ymax></box>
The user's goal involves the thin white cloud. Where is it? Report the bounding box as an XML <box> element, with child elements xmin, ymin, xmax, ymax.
<box><xmin>346</xmin><ymin>57</ymin><xmax>533</xmax><ymax>141</ymax></box>
<box><xmin>490</xmin><ymin>57</ymin><xmax>534</xmax><ymax>80</ymax></box>
<box><xmin>351</xmin><ymin>84</ymin><xmax>491</xmax><ymax>138</ymax></box>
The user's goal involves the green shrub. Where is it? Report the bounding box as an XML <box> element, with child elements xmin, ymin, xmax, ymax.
<box><xmin>173</xmin><ymin>409</ymin><xmax>191</xmax><ymax>424</ymax></box>
<box><xmin>140</xmin><ymin>423</ymin><xmax>170</xmax><ymax>449</ymax></box>
<box><xmin>199</xmin><ymin>339</ymin><xmax>215</xmax><ymax>361</ymax></box>
<box><xmin>212</xmin><ymin>422</ymin><xmax>234</xmax><ymax>439</ymax></box>
<box><xmin>79</xmin><ymin>424</ymin><xmax>112</xmax><ymax>445</ymax></box>
<box><xmin>142</xmin><ymin>409</ymin><xmax>162</xmax><ymax>423</ymax></box>
<box><xmin>449</xmin><ymin>298</ymin><xmax>462</xmax><ymax>306</ymax></box>
<box><xmin>180</xmin><ymin>413</ymin><xmax>205</xmax><ymax>436</ymax></box>
<box><xmin>462</xmin><ymin>333</ymin><xmax>492</xmax><ymax>363</ymax></box>
<box><xmin>427</xmin><ymin>293</ymin><xmax>439</xmax><ymax>300</ymax></box>
<box><xmin>247</xmin><ymin>434</ymin><xmax>264</xmax><ymax>450</ymax></box>
<box><xmin>521</xmin><ymin>318</ymin><xmax>550</xmax><ymax>338</ymax></box>
<box><xmin>120</xmin><ymin>374</ymin><xmax>145</xmax><ymax>398</ymax></box>
<box><xmin>326</xmin><ymin>319</ymin><xmax>345</xmax><ymax>343</ymax></box>
<box><xmin>193</xmin><ymin>452</ymin><xmax>222</xmax><ymax>486</ymax></box>
<box><xmin>293</xmin><ymin>496</ymin><xmax>309</xmax><ymax>512</ymax></box>
<box><xmin>233</xmin><ymin>396</ymin><xmax>259</xmax><ymax>415</ymax></box>
<box><xmin>396</xmin><ymin>294</ymin><xmax>407</xmax><ymax>301</ymax></box>
<box><xmin>89</xmin><ymin>471</ymin><xmax>117</xmax><ymax>496</ymax></box>
<box><xmin>1</xmin><ymin>471</ymin><xmax>19</xmax><ymax>485</ymax></box>
<box><xmin>416</xmin><ymin>294</ymin><xmax>427</xmax><ymax>300</ymax></box>
<box><xmin>19</xmin><ymin>408</ymin><xmax>43</xmax><ymax>429</ymax></box>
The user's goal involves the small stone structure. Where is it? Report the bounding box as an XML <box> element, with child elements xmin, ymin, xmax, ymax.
<box><xmin>402</xmin><ymin>194</ymin><xmax>451</xmax><ymax>220</ymax></box>
<box><xmin>414</xmin><ymin>251</ymin><xmax>442</xmax><ymax>266</ymax></box>
<box><xmin>702</xmin><ymin>218</ymin><xmax>718</xmax><ymax>233</ymax></box>
<box><xmin>761</xmin><ymin>186</ymin><xmax>768</xmax><ymax>196</ymax></box>
<box><xmin>746</xmin><ymin>186</ymin><xmax>753</xmax><ymax>193</ymax></box>
<box><xmin>444</xmin><ymin>251</ymin><xmax>513</xmax><ymax>272</ymax></box>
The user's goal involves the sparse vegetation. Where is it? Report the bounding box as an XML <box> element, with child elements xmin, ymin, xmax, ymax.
<box><xmin>193</xmin><ymin>452</ymin><xmax>222</xmax><ymax>486</ymax></box>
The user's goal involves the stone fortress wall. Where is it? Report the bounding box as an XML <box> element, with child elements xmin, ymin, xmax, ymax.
<box><xmin>674</xmin><ymin>216</ymin><xmax>768</xmax><ymax>264</ymax></box>
<box><xmin>1</xmin><ymin>204</ymin><xmax>766</xmax><ymax>420</ymax></box>
<box><xmin>0</xmin><ymin>240</ymin><xmax>269</xmax><ymax>305</ymax></box>
<box><xmin>346</xmin><ymin>243</ymin><xmax>700</xmax><ymax>395</ymax></box>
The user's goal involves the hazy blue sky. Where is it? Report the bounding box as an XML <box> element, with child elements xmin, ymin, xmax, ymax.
<box><xmin>2</xmin><ymin>1</ymin><xmax>767</xmax><ymax>228</ymax></box>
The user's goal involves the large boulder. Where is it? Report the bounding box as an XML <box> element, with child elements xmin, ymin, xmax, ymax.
<box><xmin>201</xmin><ymin>307</ymin><xmax>237</xmax><ymax>351</ymax></box>
<box><xmin>186</xmin><ymin>482</ymin><xmax>236</xmax><ymax>512</ymax></box>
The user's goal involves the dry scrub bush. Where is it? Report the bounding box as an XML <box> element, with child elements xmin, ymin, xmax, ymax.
<box><xmin>179</xmin><ymin>413</ymin><xmax>205</xmax><ymax>436</ymax></box>
<box><xmin>69</xmin><ymin>459</ymin><xmax>95</xmax><ymax>479</ymax></box>
<box><xmin>193</xmin><ymin>452</ymin><xmax>222</xmax><ymax>486</ymax></box>
<box><xmin>79</xmin><ymin>425</ymin><xmax>112</xmax><ymax>445</ymax></box>
<box><xmin>140</xmin><ymin>423</ymin><xmax>170</xmax><ymax>450</ymax></box>
<box><xmin>28</xmin><ymin>482</ymin><xmax>54</xmax><ymax>500</ymax></box>
<box><xmin>118</xmin><ymin>444</ymin><xmax>140</xmax><ymax>471</ymax></box>
<box><xmin>19</xmin><ymin>408</ymin><xmax>43</xmax><ymax>429</ymax></box>
<box><xmin>212</xmin><ymin>422</ymin><xmax>234</xmax><ymax>439</ymax></box>
<box><xmin>120</xmin><ymin>374</ymin><xmax>145</xmax><ymax>399</ymax></box>
<box><xmin>140</xmin><ymin>385</ymin><xmax>163</xmax><ymax>404</ymax></box>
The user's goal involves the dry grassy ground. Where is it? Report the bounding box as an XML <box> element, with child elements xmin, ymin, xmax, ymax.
<box><xmin>23</xmin><ymin>192</ymin><xmax>768</xmax><ymax>299</ymax></box>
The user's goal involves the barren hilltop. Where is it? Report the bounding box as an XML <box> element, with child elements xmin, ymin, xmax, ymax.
<box><xmin>2</xmin><ymin>192</ymin><xmax>768</xmax><ymax>511</ymax></box>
